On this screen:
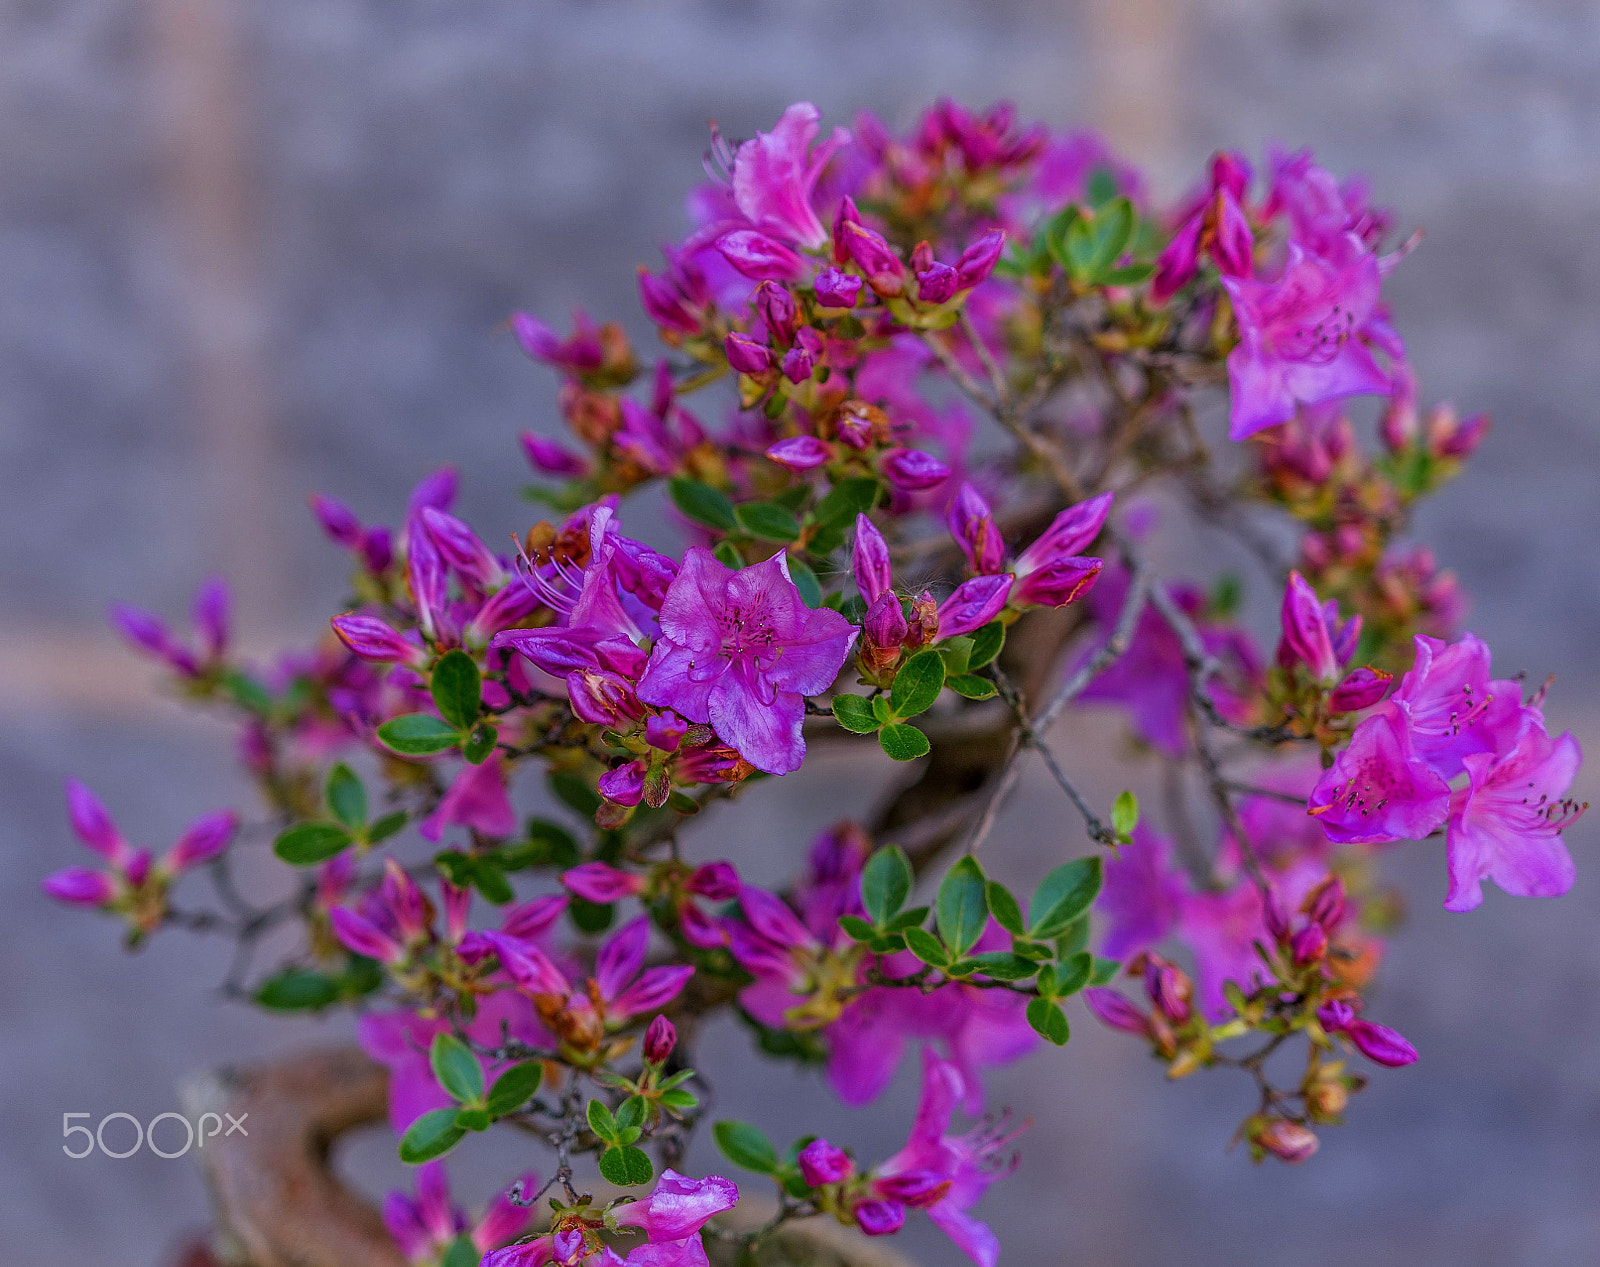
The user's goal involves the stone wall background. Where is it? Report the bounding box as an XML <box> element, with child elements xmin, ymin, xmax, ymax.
<box><xmin>4</xmin><ymin>1</ymin><xmax>1600</xmax><ymax>1263</ymax></box>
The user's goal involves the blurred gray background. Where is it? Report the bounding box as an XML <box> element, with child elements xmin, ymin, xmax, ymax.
<box><xmin>5</xmin><ymin>0</ymin><xmax>1600</xmax><ymax>1263</ymax></box>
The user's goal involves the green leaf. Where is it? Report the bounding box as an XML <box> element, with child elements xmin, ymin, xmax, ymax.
<box><xmin>1063</xmin><ymin>196</ymin><xmax>1136</xmax><ymax>283</ymax></box>
<box><xmin>985</xmin><ymin>881</ymin><xmax>1026</xmax><ymax>936</ymax></box>
<box><xmin>938</xmin><ymin>636</ymin><xmax>974</xmax><ymax>676</ymax></box>
<box><xmin>615</xmin><ymin>1095</ymin><xmax>648</xmax><ymax>1134</ymax></box>
<box><xmin>1054</xmin><ymin>914</ymin><xmax>1091</xmax><ymax>960</ymax></box>
<box><xmin>1052</xmin><ymin>951</ymin><xmax>1093</xmax><ymax>998</ymax></box>
<box><xmin>903</xmin><ymin>926</ymin><xmax>948</xmax><ymax>966</ymax></box>
<box><xmin>1026</xmin><ymin>997</ymin><xmax>1071</xmax><ymax>1046</ymax></box>
<box><xmin>889</xmin><ymin>650</ymin><xmax>946</xmax><ymax>720</ymax></box>
<box><xmin>860</xmin><ymin>845</ymin><xmax>913</xmax><ymax>926</ymax></box>
<box><xmin>461</xmin><ymin>721</ymin><xmax>499</xmax><ymax>765</ymax></box>
<box><xmin>1101</xmin><ymin>263</ymin><xmax>1155</xmax><ymax>286</ymax></box>
<box><xmin>1029</xmin><ymin>857</ymin><xmax>1104</xmax><ymax>940</ymax></box>
<box><xmin>878</xmin><ymin>723</ymin><xmax>930</xmax><ymax>761</ymax></box>
<box><xmin>713</xmin><ymin>1120</ymin><xmax>779</xmax><ymax>1174</ymax></box>
<box><xmin>1111</xmin><ymin>790</ymin><xmax>1139</xmax><ymax>840</ymax></box>
<box><xmin>812</xmin><ymin>477</ymin><xmax>882</xmax><ymax>526</ymax></box>
<box><xmin>272</xmin><ymin>822</ymin><xmax>352</xmax><ymax>866</ymax></box>
<box><xmin>254</xmin><ymin>967</ymin><xmax>339</xmax><ymax>1011</ymax></box>
<box><xmin>368</xmin><ymin>810</ymin><xmax>408</xmax><ymax>843</ymax></box>
<box><xmin>570</xmin><ymin>898</ymin><xmax>614</xmax><ymax>933</ymax></box>
<box><xmin>831</xmin><ymin>694</ymin><xmax>880</xmax><ymax>734</ymax></box>
<box><xmin>442</xmin><ymin>1238</ymin><xmax>480</xmax><ymax>1267</ymax></box>
<box><xmin>431</xmin><ymin>650</ymin><xmax>482</xmax><ymax>731</ymax></box>
<box><xmin>734</xmin><ymin>501</ymin><xmax>802</xmax><ymax>542</ymax></box>
<box><xmin>472</xmin><ymin>859</ymin><xmax>514</xmax><ymax>905</ymax></box>
<box><xmin>399</xmin><ymin>1108</ymin><xmax>466</xmax><ymax>1164</ymax></box>
<box><xmin>587</xmin><ymin>1098</ymin><xmax>619</xmax><ymax>1145</ymax></box>
<box><xmin>947</xmin><ymin>674</ymin><xmax>998</xmax><ymax>700</ymax></box>
<box><xmin>967</xmin><ymin>951</ymin><xmax>1038</xmax><ymax>981</ymax></box>
<box><xmin>1086</xmin><ymin>166</ymin><xmax>1119</xmax><ymax>206</ymax></box>
<box><xmin>485</xmin><ymin>1061</ymin><xmax>544</xmax><ymax>1117</ymax></box>
<box><xmin>325</xmin><ymin>763</ymin><xmax>367</xmax><ymax>830</ymax></box>
<box><xmin>968</xmin><ymin>621</ymin><xmax>1006</xmax><ymax>670</ymax></box>
<box><xmin>659</xmin><ymin>1087</ymin><xmax>699</xmax><ymax>1112</ymax></box>
<box><xmin>1089</xmin><ymin>955</ymin><xmax>1121</xmax><ymax>987</ymax></box>
<box><xmin>377</xmin><ymin>713</ymin><xmax>462</xmax><ymax>757</ymax></box>
<box><xmin>787</xmin><ymin>556</ymin><xmax>822</xmax><ymax>608</ymax></box>
<box><xmin>838</xmin><ymin>914</ymin><xmax>876</xmax><ymax>942</ymax></box>
<box><xmin>598</xmin><ymin>1145</ymin><xmax>654</xmax><ymax>1187</ymax></box>
<box><xmin>712</xmin><ymin>540</ymin><xmax>743</xmax><ymax>570</ymax></box>
<box><xmin>430</xmin><ymin>1033</ymin><xmax>484</xmax><ymax>1105</ymax></box>
<box><xmin>510</xmin><ymin>817</ymin><xmax>581</xmax><ymax>869</ymax></box>
<box><xmin>455</xmin><ymin>1106</ymin><xmax>491</xmax><ymax>1133</ymax></box>
<box><xmin>936</xmin><ymin>856</ymin><xmax>990</xmax><ymax>956</ymax></box>
<box><xmin>885</xmin><ymin>905</ymin><xmax>930</xmax><ymax>932</ymax></box>
<box><xmin>669</xmin><ymin>477</ymin><xmax>737</xmax><ymax>531</ymax></box>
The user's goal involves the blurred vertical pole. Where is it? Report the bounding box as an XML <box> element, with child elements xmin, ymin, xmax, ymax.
<box><xmin>144</xmin><ymin>0</ymin><xmax>283</xmax><ymax>634</ymax></box>
<box><xmin>1083</xmin><ymin>0</ymin><xmax>1185</xmax><ymax>194</ymax></box>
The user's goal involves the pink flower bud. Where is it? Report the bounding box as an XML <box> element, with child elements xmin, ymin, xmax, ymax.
<box><xmin>562</xmin><ymin>862</ymin><xmax>645</xmax><ymax>904</ymax></box>
<box><xmin>1011</xmin><ymin>556</ymin><xmax>1102</xmax><ymax>609</ymax></box>
<box><xmin>936</xmin><ymin>574</ymin><xmax>1013</xmax><ymax>638</ymax></box>
<box><xmin>852</xmin><ymin>514</ymin><xmax>893</xmax><ymax>603</ymax></box>
<box><xmin>797</xmin><ymin>1138</ymin><xmax>854</xmax><ymax>1187</ymax></box>
<box><xmin>1277</xmin><ymin>570</ymin><xmax>1340</xmax><ymax>682</ymax></box>
<box><xmin>111</xmin><ymin>605</ymin><xmax>198</xmax><ymax>677</ymax></box>
<box><xmin>863</xmin><ymin>590</ymin><xmax>909</xmax><ymax>652</ymax></box>
<box><xmin>874</xmin><ymin>1169</ymin><xmax>948</xmax><ymax>1207</ymax></box>
<box><xmin>1084</xmin><ymin>987</ymin><xmax>1152</xmax><ymax>1037</ymax></box>
<box><xmin>646</xmin><ymin>713</ymin><xmax>688</xmax><ymax>752</ymax></box>
<box><xmin>362</xmin><ymin>527</ymin><xmax>394</xmax><ymax>574</ymax></box>
<box><xmin>1305</xmin><ymin>875</ymin><xmax>1348</xmax><ymax>931</ymax></box>
<box><xmin>1290</xmin><ymin>921</ymin><xmax>1328</xmax><ymax>966</ymax></box>
<box><xmin>330</xmin><ymin>908</ymin><xmax>404</xmax><ymax>965</ymax></box>
<box><xmin>724</xmin><ymin>332</ymin><xmax>773</xmax><ymax>375</ymax></box>
<box><xmin>1211</xmin><ymin>150</ymin><xmax>1253</xmax><ymax>199</ymax></box>
<box><xmin>42</xmin><ymin>866</ymin><xmax>116</xmax><ymax>907</ymax></box>
<box><xmin>1328</xmin><ymin>665</ymin><xmax>1392</xmax><ymax>713</ymax></box>
<box><xmin>946</xmin><ymin>482</ymin><xmax>1003</xmax><ymax>574</ymax></box>
<box><xmin>831</xmin><ymin>196</ymin><xmax>862</xmax><ymax>264</ymax></box>
<box><xmin>955</xmin><ymin>229</ymin><xmax>1005</xmax><ymax>289</ymax></box>
<box><xmin>1345</xmin><ymin>1018</ymin><xmax>1419</xmax><ymax>1067</ymax></box>
<box><xmin>164</xmin><ymin>809</ymin><xmax>237</xmax><ymax>874</ymax></box>
<box><xmin>716</xmin><ymin>229</ymin><xmax>803</xmax><ymax>281</ymax></box>
<box><xmin>381</xmin><ymin>859</ymin><xmax>434</xmax><ymax>945</ymax></box>
<box><xmin>781</xmin><ymin>343</ymin><xmax>816</xmax><ymax>383</ymax></box>
<box><xmin>191</xmin><ymin>577</ymin><xmax>231</xmax><ymax>662</ymax></box>
<box><xmin>854</xmin><ymin>1200</ymin><xmax>906</xmax><ymax>1237</ymax></box>
<box><xmin>755</xmin><ymin>281</ymin><xmax>798</xmax><ymax>344</ymax></box>
<box><xmin>1252</xmin><ymin>1118</ymin><xmax>1318</xmax><ymax>1163</ymax></box>
<box><xmin>309</xmin><ymin>494</ymin><xmax>363</xmax><ymax>549</ymax></box>
<box><xmin>420</xmin><ymin>506</ymin><xmax>505</xmax><ymax>590</ymax></box>
<box><xmin>643</xmin><ymin>1014</ymin><xmax>677</xmax><ymax>1065</ymax></box>
<box><xmin>65</xmin><ymin>779</ymin><xmax>129</xmax><ymax>864</ymax></box>
<box><xmin>637</xmin><ymin>266</ymin><xmax>698</xmax><ymax>334</ymax></box>
<box><xmin>765</xmin><ymin>435</ymin><xmax>832</xmax><ymax>474</ymax></box>
<box><xmin>599</xmin><ymin>761</ymin><xmax>646</xmax><ymax>807</ymax></box>
<box><xmin>916</xmin><ymin>260</ymin><xmax>958</xmax><ymax>304</ymax></box>
<box><xmin>331</xmin><ymin>614</ymin><xmax>428</xmax><ymax>669</ymax></box>
<box><xmin>880</xmin><ymin>448</ymin><xmax>951</xmax><ymax>491</ymax></box>
<box><xmin>519</xmin><ymin>433</ymin><xmax>587</xmax><ymax>476</ymax></box>
<box><xmin>688</xmin><ymin>861</ymin><xmax>739</xmax><ymax>901</ymax></box>
<box><xmin>407</xmin><ymin>467</ymin><xmax>458</xmax><ymax>516</ymax></box>
<box><xmin>1212</xmin><ymin>190</ymin><xmax>1254</xmax><ymax>279</ymax></box>
<box><xmin>814</xmin><ymin>267</ymin><xmax>862</xmax><ymax>308</ymax></box>
<box><xmin>839</xmin><ymin>222</ymin><xmax>904</xmax><ymax>296</ymax></box>
<box><xmin>1150</xmin><ymin>215</ymin><xmax>1202</xmax><ymax>304</ymax></box>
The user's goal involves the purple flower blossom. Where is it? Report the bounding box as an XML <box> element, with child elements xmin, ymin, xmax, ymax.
<box><xmin>1391</xmin><ymin>633</ymin><xmax>1522</xmax><ymax>779</ymax></box>
<box><xmin>1444</xmin><ymin>713</ymin><xmax>1584</xmax><ymax>912</ymax></box>
<box><xmin>865</xmin><ymin>1050</ymin><xmax>1018</xmax><ymax>1267</ymax></box>
<box><xmin>1222</xmin><ymin>242</ymin><xmax>1391</xmax><ymax>440</ymax></box>
<box><xmin>420</xmin><ymin>758</ymin><xmax>517</xmax><ymax>842</ymax></box>
<box><xmin>383</xmin><ymin>1164</ymin><xmax>536</xmax><ymax>1263</ymax></box>
<box><xmin>1308</xmin><ymin>707</ymin><xmax>1451</xmax><ymax>844</ymax></box>
<box><xmin>636</xmin><ymin>549</ymin><xmax>856</xmax><ymax>775</ymax></box>
<box><xmin>1097</xmin><ymin>825</ymin><xmax>1189</xmax><ymax>960</ymax></box>
<box><xmin>729</xmin><ymin>103</ymin><xmax>846</xmax><ymax>251</ymax></box>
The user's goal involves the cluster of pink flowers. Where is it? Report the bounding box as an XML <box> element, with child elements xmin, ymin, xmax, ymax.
<box><xmin>45</xmin><ymin>96</ymin><xmax>1583</xmax><ymax>1264</ymax></box>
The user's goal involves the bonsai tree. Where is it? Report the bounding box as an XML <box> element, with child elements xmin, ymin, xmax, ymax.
<box><xmin>48</xmin><ymin>99</ymin><xmax>1586</xmax><ymax>1267</ymax></box>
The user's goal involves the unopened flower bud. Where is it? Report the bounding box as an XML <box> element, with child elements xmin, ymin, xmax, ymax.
<box><xmin>854</xmin><ymin>1200</ymin><xmax>906</xmax><ymax>1237</ymax></box>
<box><xmin>1251</xmin><ymin>1117</ymin><xmax>1318</xmax><ymax>1164</ymax></box>
<box><xmin>936</xmin><ymin>574</ymin><xmax>1013</xmax><ymax>638</ymax></box>
<box><xmin>1083</xmin><ymin>987</ymin><xmax>1151</xmax><ymax>1038</ymax></box>
<box><xmin>1304</xmin><ymin>1071</ymin><xmax>1349</xmax><ymax>1121</ymax></box>
<box><xmin>1305</xmin><ymin>875</ymin><xmax>1348</xmax><ymax>931</ymax></box>
<box><xmin>1143</xmin><ymin>956</ymin><xmax>1193</xmax><ymax>1024</ymax></box>
<box><xmin>797</xmin><ymin>1138</ymin><xmax>853</xmax><ymax>1187</ymax></box>
<box><xmin>42</xmin><ymin>867</ymin><xmax>116</xmax><ymax>908</ymax></box>
<box><xmin>754</xmin><ymin>280</ymin><xmax>798</xmax><ymax>344</ymax></box>
<box><xmin>331</xmin><ymin>613</ymin><xmax>428</xmax><ymax>669</ymax></box>
<box><xmin>1346</xmin><ymin>1018</ymin><xmax>1418</xmax><ymax>1067</ymax></box>
<box><xmin>839</xmin><ymin>222</ymin><xmax>904</xmax><ymax>296</ymax></box>
<box><xmin>916</xmin><ymin>260</ymin><xmax>958</xmax><ymax>304</ymax></box>
<box><xmin>852</xmin><ymin>514</ymin><xmax>893</xmax><ymax>603</ymax></box>
<box><xmin>599</xmin><ymin>761</ymin><xmax>646</xmax><ymax>808</ymax></box>
<box><xmin>724</xmin><ymin>332</ymin><xmax>773</xmax><ymax>375</ymax></box>
<box><xmin>881</xmin><ymin>448</ymin><xmax>951</xmax><ymax>492</ymax></box>
<box><xmin>955</xmin><ymin>229</ymin><xmax>1005</xmax><ymax>289</ymax></box>
<box><xmin>1329</xmin><ymin>665</ymin><xmax>1391</xmax><ymax>713</ymax></box>
<box><xmin>643</xmin><ymin>1014</ymin><xmax>676</xmax><ymax>1065</ymax></box>
<box><xmin>946</xmin><ymin>482</ymin><xmax>1004</xmax><ymax>574</ymax></box>
<box><xmin>562</xmin><ymin>862</ymin><xmax>645</xmax><ymax>905</ymax></box>
<box><xmin>814</xmin><ymin>267</ymin><xmax>863</xmax><ymax>309</ymax></box>
<box><xmin>1290</xmin><ymin>922</ymin><xmax>1328</xmax><ymax>966</ymax></box>
<box><xmin>520</xmin><ymin>432</ymin><xmax>587</xmax><ymax>476</ymax></box>
<box><xmin>310</xmin><ymin>494</ymin><xmax>363</xmax><ymax>549</ymax></box>
<box><xmin>716</xmin><ymin>229</ymin><xmax>803</xmax><ymax>281</ymax></box>
<box><xmin>765</xmin><ymin>435</ymin><xmax>833</xmax><ymax>473</ymax></box>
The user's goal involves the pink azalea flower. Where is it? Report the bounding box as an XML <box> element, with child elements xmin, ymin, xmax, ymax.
<box><xmin>1391</xmin><ymin>632</ymin><xmax>1524</xmax><ymax>779</ymax></box>
<box><xmin>1444</xmin><ymin>714</ymin><xmax>1584</xmax><ymax>912</ymax></box>
<box><xmin>419</xmin><ymin>757</ymin><xmax>518</xmax><ymax>842</ymax></box>
<box><xmin>865</xmin><ymin>1050</ymin><xmax>1018</xmax><ymax>1267</ymax></box>
<box><xmin>635</xmin><ymin>549</ymin><xmax>856</xmax><ymax>775</ymax></box>
<box><xmin>729</xmin><ymin>103</ymin><xmax>848</xmax><ymax>251</ymax></box>
<box><xmin>487</xmin><ymin>915</ymin><xmax>693</xmax><ymax>1029</ymax></box>
<box><xmin>1308</xmin><ymin>706</ymin><xmax>1451</xmax><ymax>844</ymax></box>
<box><xmin>383</xmin><ymin>1163</ymin><xmax>536</xmax><ymax>1262</ymax></box>
<box><xmin>1222</xmin><ymin>241</ymin><xmax>1391</xmax><ymax>440</ymax></box>
<box><xmin>484</xmin><ymin>1170</ymin><xmax>737</xmax><ymax>1267</ymax></box>
<box><xmin>1097</xmin><ymin>824</ymin><xmax>1189</xmax><ymax>960</ymax></box>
